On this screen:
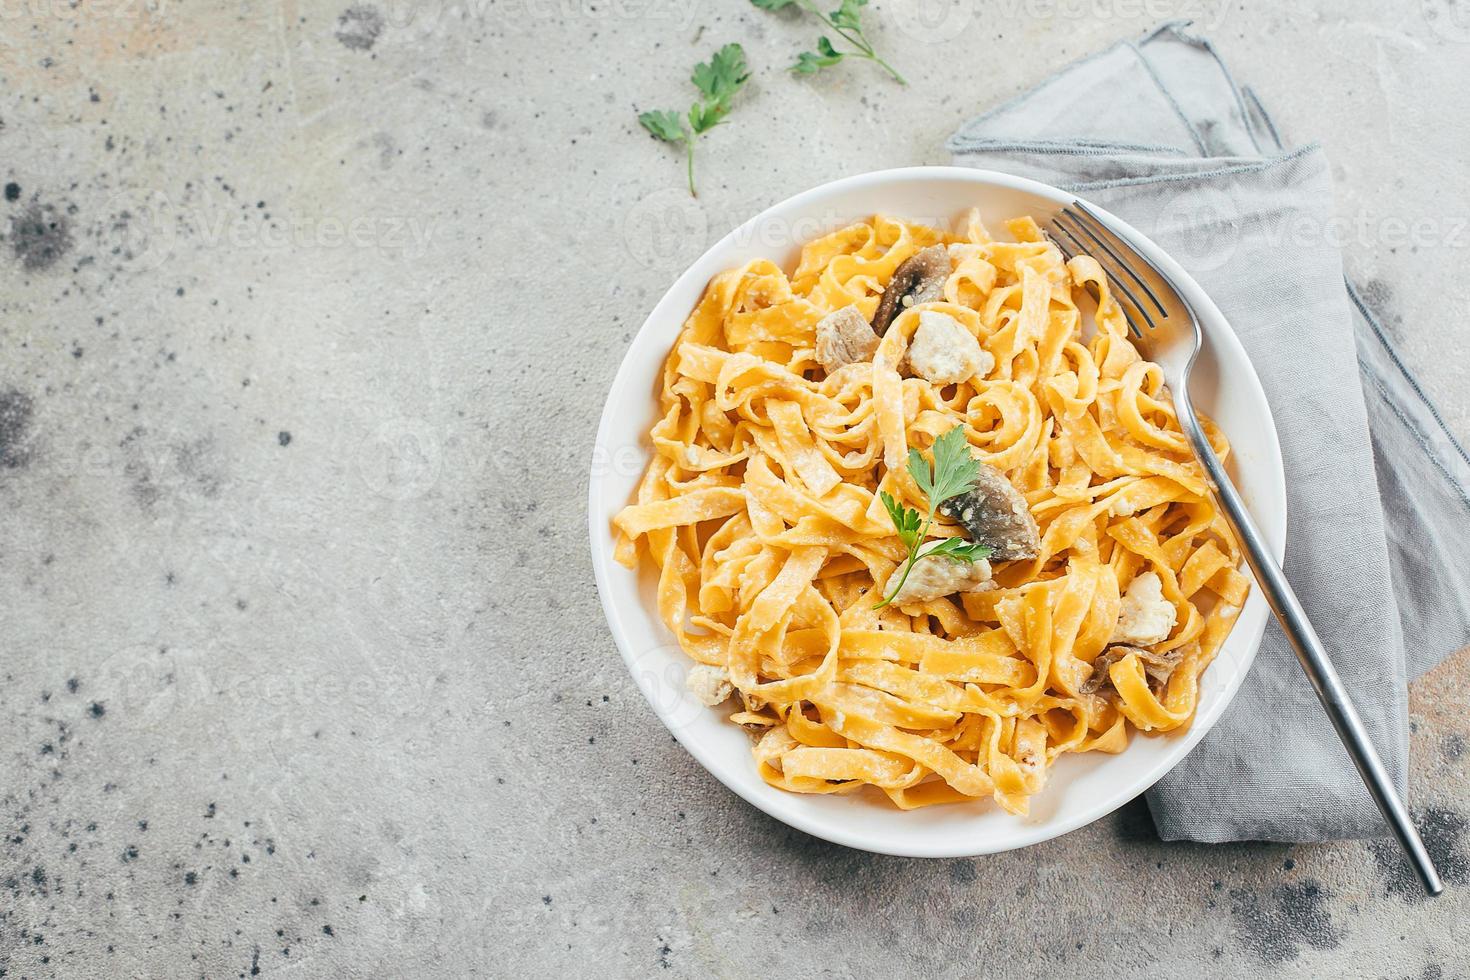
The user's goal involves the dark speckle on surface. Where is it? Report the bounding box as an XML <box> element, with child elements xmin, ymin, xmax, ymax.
<box><xmin>172</xmin><ymin>437</ymin><xmax>223</xmax><ymax>498</ymax></box>
<box><xmin>1370</xmin><ymin>807</ymin><xmax>1469</xmax><ymax>898</ymax></box>
<box><xmin>4</xmin><ymin>182</ymin><xmax>19</xmax><ymax>202</ymax></box>
<box><xmin>278</xmin><ymin>430</ymin><xmax>292</xmax><ymax>446</ymax></box>
<box><xmin>88</xmin><ymin>701</ymin><xmax>105</xmax><ymax>718</ymax></box>
<box><xmin>335</xmin><ymin>5</ymin><xmax>384</xmax><ymax>51</ymax></box>
<box><xmin>1228</xmin><ymin>880</ymin><xmax>1340</xmax><ymax>963</ymax></box>
<box><xmin>1361</xmin><ymin>276</ymin><xmax>1395</xmax><ymax>315</ymax></box>
<box><xmin>0</xmin><ymin>388</ymin><xmax>35</xmax><ymax>468</ymax></box>
<box><xmin>8</xmin><ymin>200</ymin><xmax>73</xmax><ymax>271</ymax></box>
<box><xmin>1443</xmin><ymin>734</ymin><xmax>1465</xmax><ymax>762</ymax></box>
<box><xmin>947</xmin><ymin>859</ymin><xmax>977</xmax><ymax>884</ymax></box>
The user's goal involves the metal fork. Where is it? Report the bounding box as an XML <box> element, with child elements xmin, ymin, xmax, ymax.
<box><xmin>1048</xmin><ymin>201</ymin><xmax>1443</xmax><ymax>896</ymax></box>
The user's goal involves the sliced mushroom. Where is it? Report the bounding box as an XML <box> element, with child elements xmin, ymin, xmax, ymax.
<box><xmin>938</xmin><ymin>463</ymin><xmax>1040</xmax><ymax>561</ymax></box>
<box><xmin>1082</xmin><ymin>645</ymin><xmax>1184</xmax><ymax>696</ymax></box>
<box><xmin>870</xmin><ymin>245</ymin><xmax>950</xmax><ymax>337</ymax></box>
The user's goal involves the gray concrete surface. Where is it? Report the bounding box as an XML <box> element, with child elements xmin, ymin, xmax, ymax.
<box><xmin>1</xmin><ymin>0</ymin><xmax>1468</xmax><ymax>976</ymax></box>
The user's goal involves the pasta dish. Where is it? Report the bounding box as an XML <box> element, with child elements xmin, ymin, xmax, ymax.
<box><xmin>611</xmin><ymin>211</ymin><xmax>1248</xmax><ymax>815</ymax></box>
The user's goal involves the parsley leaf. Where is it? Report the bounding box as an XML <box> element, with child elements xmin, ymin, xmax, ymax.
<box><xmin>921</xmin><ymin>536</ymin><xmax>992</xmax><ymax>564</ymax></box>
<box><xmin>687</xmin><ymin>102</ymin><xmax>725</xmax><ymax>134</ymax></box>
<box><xmin>638</xmin><ymin>110</ymin><xmax>685</xmax><ymax>143</ymax></box>
<box><xmin>635</xmin><ymin>43</ymin><xmax>751</xmax><ymax>196</ymax></box>
<box><xmin>793</xmin><ymin>37</ymin><xmax>844</xmax><ymax>74</ymax></box>
<box><xmin>691</xmin><ymin>43</ymin><xmax>750</xmax><ymax>108</ymax></box>
<box><xmin>924</xmin><ymin>424</ymin><xmax>981</xmax><ymax>504</ymax></box>
<box><xmin>879</xmin><ymin>491</ymin><xmax>922</xmax><ymax>552</ymax></box>
<box><xmin>829</xmin><ymin>0</ymin><xmax>866</xmax><ymax>31</ymax></box>
<box><xmin>875</xmin><ymin>426</ymin><xmax>991</xmax><ymax>608</ymax></box>
<box><xmin>749</xmin><ymin>0</ymin><xmax>905</xmax><ymax>84</ymax></box>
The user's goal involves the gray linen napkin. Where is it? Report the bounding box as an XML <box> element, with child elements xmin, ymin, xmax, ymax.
<box><xmin>949</xmin><ymin>21</ymin><xmax>1470</xmax><ymax>842</ymax></box>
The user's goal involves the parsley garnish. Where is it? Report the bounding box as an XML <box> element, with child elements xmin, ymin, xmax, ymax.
<box><xmin>637</xmin><ymin>43</ymin><xmax>751</xmax><ymax>197</ymax></box>
<box><xmin>874</xmin><ymin>426</ymin><xmax>990</xmax><ymax>609</ymax></box>
<box><xmin>751</xmin><ymin>0</ymin><xmax>906</xmax><ymax>85</ymax></box>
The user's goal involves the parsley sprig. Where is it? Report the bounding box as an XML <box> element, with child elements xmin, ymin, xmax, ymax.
<box><xmin>874</xmin><ymin>426</ymin><xmax>990</xmax><ymax>609</ymax></box>
<box><xmin>637</xmin><ymin>43</ymin><xmax>751</xmax><ymax>197</ymax></box>
<box><xmin>751</xmin><ymin>0</ymin><xmax>907</xmax><ymax>85</ymax></box>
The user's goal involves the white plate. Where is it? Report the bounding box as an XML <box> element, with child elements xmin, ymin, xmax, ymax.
<box><xmin>588</xmin><ymin>167</ymin><xmax>1286</xmax><ymax>857</ymax></box>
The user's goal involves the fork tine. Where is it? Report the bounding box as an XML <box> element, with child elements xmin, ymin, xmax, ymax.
<box><xmin>1055</xmin><ymin>213</ymin><xmax>1157</xmax><ymax>329</ymax></box>
<box><xmin>1041</xmin><ymin>227</ymin><xmax>1072</xmax><ymax>261</ymax></box>
<box><xmin>1048</xmin><ymin>218</ymin><xmax>1145</xmax><ymax>339</ymax></box>
<box><xmin>1066</xmin><ymin>203</ymin><xmax>1169</xmax><ymax>319</ymax></box>
<box><xmin>1052</xmin><ymin>214</ymin><xmax>1150</xmax><ymax>337</ymax></box>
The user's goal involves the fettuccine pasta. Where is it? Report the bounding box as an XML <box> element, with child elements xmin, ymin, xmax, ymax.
<box><xmin>612</xmin><ymin>211</ymin><xmax>1248</xmax><ymax>814</ymax></box>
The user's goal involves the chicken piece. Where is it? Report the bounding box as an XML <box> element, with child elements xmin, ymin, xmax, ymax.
<box><xmin>686</xmin><ymin>664</ymin><xmax>733</xmax><ymax>706</ymax></box>
<box><xmin>889</xmin><ymin>552</ymin><xmax>994</xmax><ymax>606</ymax></box>
<box><xmin>1082</xmin><ymin>644</ymin><xmax>1185</xmax><ymax>696</ymax></box>
<box><xmin>1110</xmin><ymin>571</ymin><xmax>1177</xmax><ymax>646</ymax></box>
<box><xmin>938</xmin><ymin>463</ymin><xmax>1040</xmax><ymax>561</ymax></box>
<box><xmin>870</xmin><ymin>245</ymin><xmax>951</xmax><ymax>336</ymax></box>
<box><xmin>815</xmin><ymin>305</ymin><xmax>880</xmax><ymax>374</ymax></box>
<box><xmin>905</xmin><ymin>310</ymin><xmax>994</xmax><ymax>385</ymax></box>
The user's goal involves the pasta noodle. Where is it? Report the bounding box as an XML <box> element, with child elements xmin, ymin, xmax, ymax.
<box><xmin>612</xmin><ymin>211</ymin><xmax>1249</xmax><ymax>815</ymax></box>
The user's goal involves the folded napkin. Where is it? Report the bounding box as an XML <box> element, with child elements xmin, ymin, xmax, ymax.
<box><xmin>949</xmin><ymin>21</ymin><xmax>1470</xmax><ymax>842</ymax></box>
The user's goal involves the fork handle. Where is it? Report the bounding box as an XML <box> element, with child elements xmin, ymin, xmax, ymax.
<box><xmin>1178</xmin><ymin>404</ymin><xmax>1443</xmax><ymax>895</ymax></box>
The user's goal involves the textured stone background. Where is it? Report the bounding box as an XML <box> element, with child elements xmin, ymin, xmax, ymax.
<box><xmin>1</xmin><ymin>0</ymin><xmax>1468</xmax><ymax>977</ymax></box>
